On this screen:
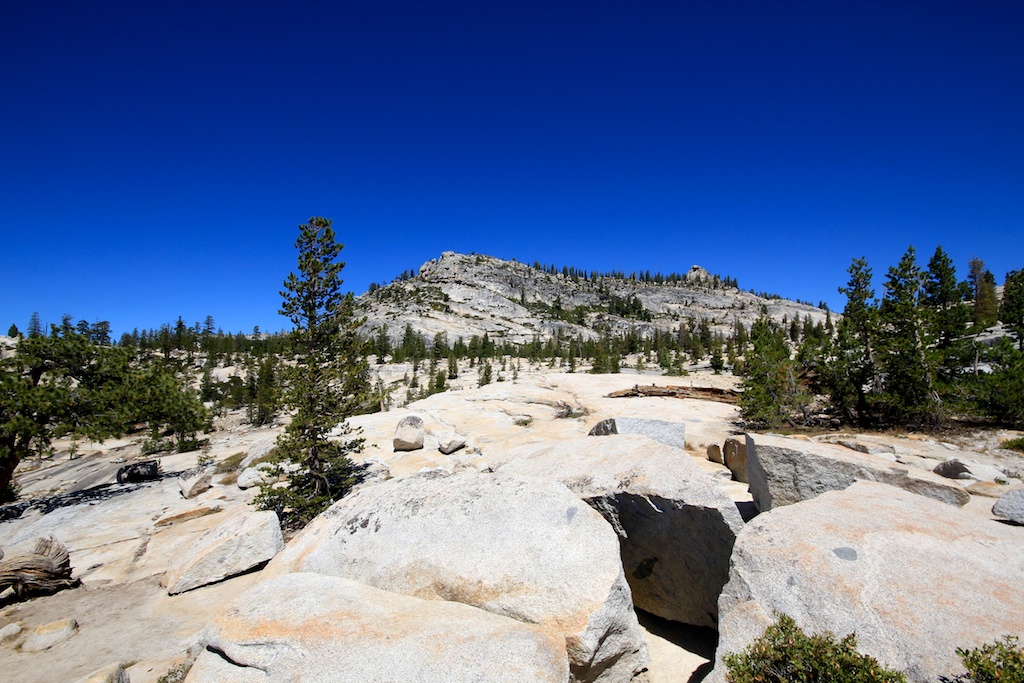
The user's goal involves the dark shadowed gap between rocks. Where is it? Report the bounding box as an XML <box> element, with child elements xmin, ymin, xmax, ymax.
<box><xmin>734</xmin><ymin>500</ymin><xmax>758</xmax><ymax>522</ymax></box>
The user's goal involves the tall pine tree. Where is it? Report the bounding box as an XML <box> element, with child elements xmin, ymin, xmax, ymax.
<box><xmin>256</xmin><ymin>217</ymin><xmax>368</xmax><ymax>530</ymax></box>
<box><xmin>878</xmin><ymin>246</ymin><xmax>938</xmax><ymax>426</ymax></box>
<box><xmin>823</xmin><ymin>257</ymin><xmax>880</xmax><ymax>426</ymax></box>
<box><xmin>1001</xmin><ymin>269</ymin><xmax>1024</xmax><ymax>351</ymax></box>
<box><xmin>922</xmin><ymin>245</ymin><xmax>969</xmax><ymax>381</ymax></box>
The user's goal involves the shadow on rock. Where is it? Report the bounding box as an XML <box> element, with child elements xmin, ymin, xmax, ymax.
<box><xmin>0</xmin><ymin>479</ymin><xmax>164</xmax><ymax>522</ymax></box>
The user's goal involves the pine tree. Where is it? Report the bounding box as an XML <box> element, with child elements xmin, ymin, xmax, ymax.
<box><xmin>374</xmin><ymin>326</ymin><xmax>391</xmax><ymax>364</ymax></box>
<box><xmin>27</xmin><ymin>312</ymin><xmax>42</xmax><ymax>339</ymax></box>
<box><xmin>824</xmin><ymin>257</ymin><xmax>881</xmax><ymax>426</ymax></box>
<box><xmin>739</xmin><ymin>317</ymin><xmax>808</xmax><ymax>428</ymax></box>
<box><xmin>1001</xmin><ymin>269</ymin><xmax>1024</xmax><ymax>351</ymax></box>
<box><xmin>878</xmin><ymin>246</ymin><xmax>938</xmax><ymax>426</ymax></box>
<box><xmin>969</xmin><ymin>257</ymin><xmax>999</xmax><ymax>328</ymax></box>
<box><xmin>256</xmin><ymin>217</ymin><xmax>368</xmax><ymax>530</ymax></box>
<box><xmin>478</xmin><ymin>361</ymin><xmax>493</xmax><ymax>386</ymax></box>
<box><xmin>7</xmin><ymin>324</ymin><xmax>19</xmax><ymax>338</ymax></box>
<box><xmin>922</xmin><ymin>245</ymin><xmax>970</xmax><ymax>381</ymax></box>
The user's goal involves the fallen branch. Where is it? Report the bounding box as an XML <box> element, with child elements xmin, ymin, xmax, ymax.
<box><xmin>0</xmin><ymin>536</ymin><xmax>80</xmax><ymax>600</ymax></box>
<box><xmin>607</xmin><ymin>384</ymin><xmax>739</xmax><ymax>404</ymax></box>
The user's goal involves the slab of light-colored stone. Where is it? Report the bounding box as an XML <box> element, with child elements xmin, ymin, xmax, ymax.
<box><xmin>746</xmin><ymin>432</ymin><xmax>970</xmax><ymax>511</ymax></box>
<box><xmin>709</xmin><ymin>481</ymin><xmax>1024</xmax><ymax>683</ymax></box>
<box><xmin>589</xmin><ymin>417</ymin><xmax>686</xmax><ymax>450</ymax></box>
<box><xmin>72</xmin><ymin>662</ymin><xmax>130</xmax><ymax>683</ymax></box>
<box><xmin>268</xmin><ymin>470</ymin><xmax>647</xmax><ymax>682</ymax></box>
<box><xmin>163</xmin><ymin>510</ymin><xmax>283</xmax><ymax>594</ymax></box>
<box><xmin>154</xmin><ymin>503</ymin><xmax>222</xmax><ymax>528</ymax></box>
<box><xmin>22</xmin><ymin>618</ymin><xmax>78</xmax><ymax>652</ymax></box>
<box><xmin>188</xmin><ymin>573</ymin><xmax>570</xmax><ymax>683</ymax></box>
<box><xmin>493</xmin><ymin>434</ymin><xmax>744</xmax><ymax>628</ymax></box>
<box><xmin>0</xmin><ymin>621</ymin><xmax>23</xmax><ymax>645</ymax></box>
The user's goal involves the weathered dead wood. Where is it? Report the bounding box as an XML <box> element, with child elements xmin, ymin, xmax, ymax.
<box><xmin>607</xmin><ymin>384</ymin><xmax>739</xmax><ymax>404</ymax></box>
<box><xmin>0</xmin><ymin>536</ymin><xmax>80</xmax><ymax>599</ymax></box>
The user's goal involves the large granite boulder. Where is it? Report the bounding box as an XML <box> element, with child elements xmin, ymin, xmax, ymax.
<box><xmin>709</xmin><ymin>481</ymin><xmax>1024</xmax><ymax>683</ymax></box>
<box><xmin>745</xmin><ymin>433</ymin><xmax>970</xmax><ymax>511</ymax></box>
<box><xmin>268</xmin><ymin>470</ymin><xmax>648</xmax><ymax>683</ymax></box>
<box><xmin>177</xmin><ymin>466</ymin><xmax>212</xmax><ymax>499</ymax></box>
<box><xmin>588</xmin><ymin>417</ymin><xmax>686</xmax><ymax>450</ymax></box>
<box><xmin>187</xmin><ymin>573</ymin><xmax>570</xmax><ymax>683</ymax></box>
<box><xmin>235</xmin><ymin>462</ymin><xmax>277</xmax><ymax>489</ymax></box>
<box><xmin>394</xmin><ymin>415</ymin><xmax>426</xmax><ymax>451</ymax></box>
<box><xmin>492</xmin><ymin>434</ymin><xmax>744</xmax><ymax>628</ymax></box>
<box><xmin>992</xmin><ymin>489</ymin><xmax>1024</xmax><ymax>524</ymax></box>
<box><xmin>163</xmin><ymin>510</ymin><xmax>284</xmax><ymax>594</ymax></box>
<box><xmin>723</xmin><ymin>436</ymin><xmax>748</xmax><ymax>483</ymax></box>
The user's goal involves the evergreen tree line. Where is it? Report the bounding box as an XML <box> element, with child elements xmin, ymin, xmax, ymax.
<box><xmin>8</xmin><ymin>313</ymin><xmax>291</xmax><ymax>361</ymax></box>
<box><xmin>527</xmin><ymin>260</ymin><xmax>739</xmax><ymax>289</ymax></box>
<box><xmin>740</xmin><ymin>246</ymin><xmax>1024</xmax><ymax>430</ymax></box>
<box><xmin>365</xmin><ymin>311</ymin><xmax>829</xmax><ymax>380</ymax></box>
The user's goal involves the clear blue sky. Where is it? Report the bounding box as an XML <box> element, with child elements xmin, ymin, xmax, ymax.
<box><xmin>2</xmin><ymin>1</ymin><xmax>1021</xmax><ymax>336</ymax></box>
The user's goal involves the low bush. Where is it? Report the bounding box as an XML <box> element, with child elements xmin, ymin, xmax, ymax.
<box><xmin>945</xmin><ymin>635</ymin><xmax>1024</xmax><ymax>683</ymax></box>
<box><xmin>723</xmin><ymin>613</ymin><xmax>906</xmax><ymax>683</ymax></box>
<box><xmin>214</xmin><ymin>452</ymin><xmax>247</xmax><ymax>474</ymax></box>
<box><xmin>141</xmin><ymin>436</ymin><xmax>174</xmax><ymax>455</ymax></box>
<box><xmin>1001</xmin><ymin>436</ymin><xmax>1024</xmax><ymax>453</ymax></box>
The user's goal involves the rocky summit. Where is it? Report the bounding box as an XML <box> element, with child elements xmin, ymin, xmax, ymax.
<box><xmin>357</xmin><ymin>251</ymin><xmax>830</xmax><ymax>344</ymax></box>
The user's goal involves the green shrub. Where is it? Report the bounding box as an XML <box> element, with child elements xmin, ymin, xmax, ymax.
<box><xmin>214</xmin><ymin>451</ymin><xmax>247</xmax><ymax>474</ymax></box>
<box><xmin>141</xmin><ymin>436</ymin><xmax>174</xmax><ymax>455</ymax></box>
<box><xmin>947</xmin><ymin>635</ymin><xmax>1024</xmax><ymax>683</ymax></box>
<box><xmin>1001</xmin><ymin>437</ymin><xmax>1024</xmax><ymax>454</ymax></box>
<box><xmin>723</xmin><ymin>613</ymin><xmax>906</xmax><ymax>683</ymax></box>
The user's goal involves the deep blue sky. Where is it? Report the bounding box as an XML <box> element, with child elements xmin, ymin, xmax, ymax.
<box><xmin>2</xmin><ymin>1</ymin><xmax>1022</xmax><ymax>336</ymax></box>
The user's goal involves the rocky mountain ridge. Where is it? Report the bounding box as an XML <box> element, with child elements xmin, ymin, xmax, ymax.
<box><xmin>357</xmin><ymin>252</ymin><xmax>830</xmax><ymax>345</ymax></box>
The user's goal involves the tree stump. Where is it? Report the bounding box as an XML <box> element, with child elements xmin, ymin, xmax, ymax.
<box><xmin>0</xmin><ymin>536</ymin><xmax>80</xmax><ymax>600</ymax></box>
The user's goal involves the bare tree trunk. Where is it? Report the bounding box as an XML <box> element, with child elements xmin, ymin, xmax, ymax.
<box><xmin>0</xmin><ymin>536</ymin><xmax>79</xmax><ymax>600</ymax></box>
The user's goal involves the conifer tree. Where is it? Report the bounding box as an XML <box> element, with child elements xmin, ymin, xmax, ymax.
<box><xmin>878</xmin><ymin>246</ymin><xmax>938</xmax><ymax>425</ymax></box>
<box><xmin>969</xmin><ymin>257</ymin><xmax>999</xmax><ymax>328</ymax></box>
<box><xmin>27</xmin><ymin>312</ymin><xmax>42</xmax><ymax>339</ymax></box>
<box><xmin>922</xmin><ymin>246</ymin><xmax>970</xmax><ymax>380</ymax></box>
<box><xmin>1001</xmin><ymin>269</ymin><xmax>1024</xmax><ymax>351</ymax></box>
<box><xmin>256</xmin><ymin>217</ymin><xmax>368</xmax><ymax>530</ymax></box>
<box><xmin>739</xmin><ymin>317</ymin><xmax>807</xmax><ymax>428</ymax></box>
<box><xmin>478</xmin><ymin>360</ymin><xmax>493</xmax><ymax>386</ymax></box>
<box><xmin>823</xmin><ymin>256</ymin><xmax>881</xmax><ymax>426</ymax></box>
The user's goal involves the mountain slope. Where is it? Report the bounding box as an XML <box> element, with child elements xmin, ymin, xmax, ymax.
<box><xmin>357</xmin><ymin>252</ymin><xmax>829</xmax><ymax>344</ymax></box>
